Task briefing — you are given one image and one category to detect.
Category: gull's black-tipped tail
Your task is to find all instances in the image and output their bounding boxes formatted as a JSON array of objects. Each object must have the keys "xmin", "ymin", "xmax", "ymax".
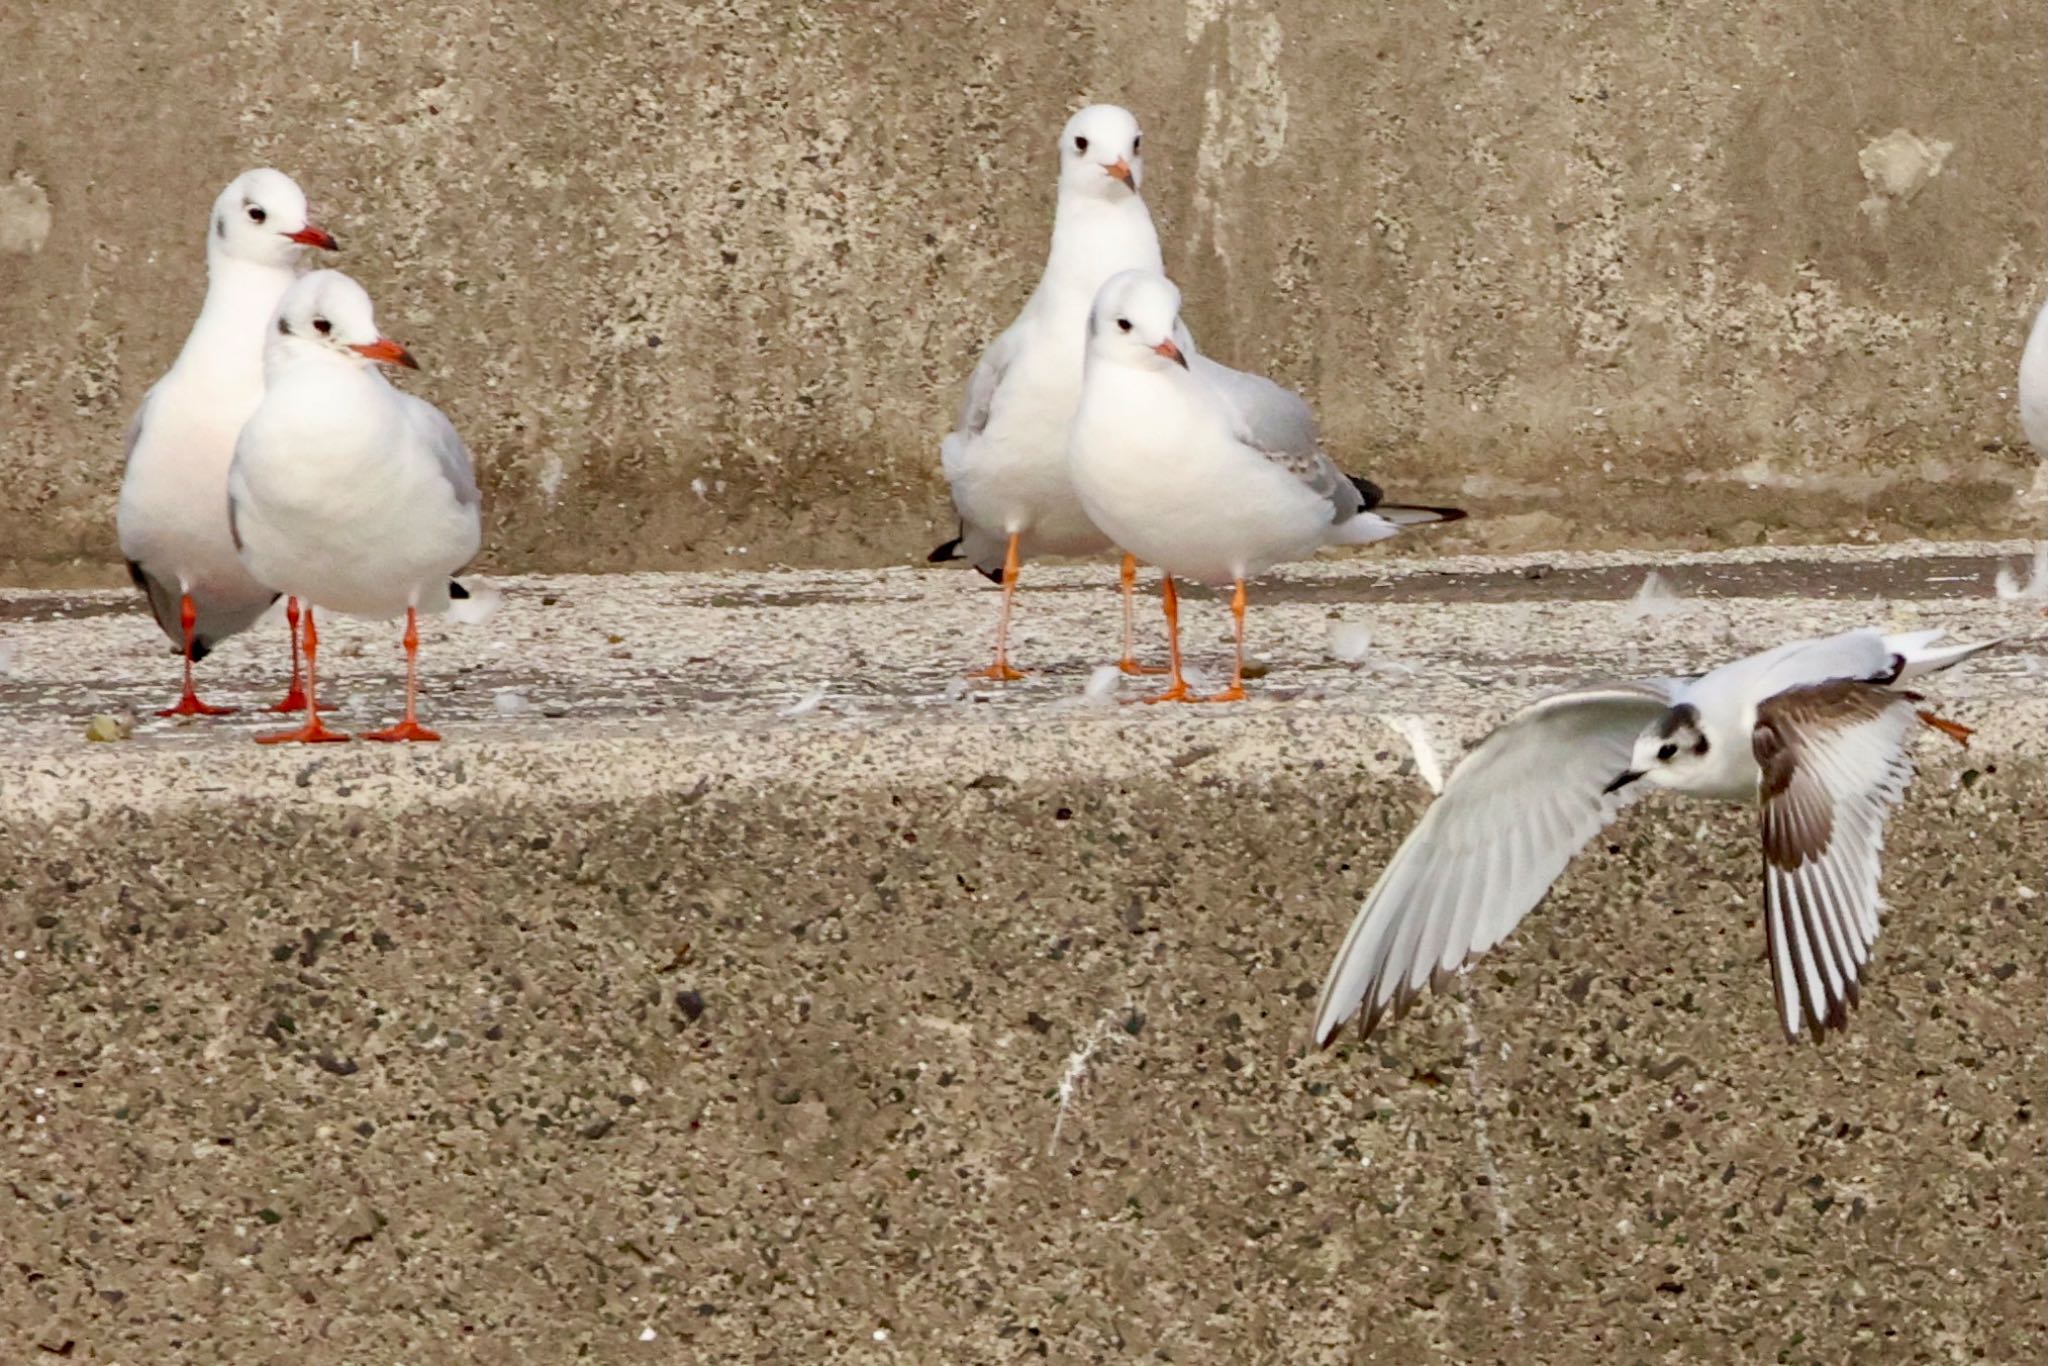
[
  {"xmin": 1376, "ymin": 503, "xmax": 1468, "ymax": 526},
  {"xmin": 928, "ymin": 526, "xmax": 1002, "ymax": 583},
  {"xmin": 1348, "ymin": 475, "xmax": 1467, "ymax": 526}
]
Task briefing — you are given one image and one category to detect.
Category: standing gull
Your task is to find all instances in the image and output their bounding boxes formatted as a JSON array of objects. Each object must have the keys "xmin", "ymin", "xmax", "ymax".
[
  {"xmin": 228, "ymin": 270, "xmax": 483, "ymax": 743},
  {"xmin": 1069, "ymin": 270, "xmax": 1463, "ymax": 702},
  {"xmin": 1310, "ymin": 629, "xmax": 1995, "ymax": 1046},
  {"xmin": 934, "ymin": 103, "xmax": 1166, "ymax": 679},
  {"xmin": 2019, "ymin": 293, "xmax": 2048, "ymax": 540},
  {"xmin": 115, "ymin": 168, "xmax": 337, "ymax": 716}
]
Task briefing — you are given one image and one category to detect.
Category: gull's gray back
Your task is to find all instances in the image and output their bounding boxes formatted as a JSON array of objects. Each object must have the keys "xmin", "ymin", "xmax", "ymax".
[
  {"xmin": 399, "ymin": 391, "xmax": 481, "ymax": 508},
  {"xmin": 1190, "ymin": 350, "xmax": 1363, "ymax": 523}
]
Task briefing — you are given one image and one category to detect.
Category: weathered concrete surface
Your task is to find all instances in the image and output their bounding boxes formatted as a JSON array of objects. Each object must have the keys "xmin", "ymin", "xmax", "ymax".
[
  {"xmin": 3, "ymin": 3, "xmax": 2045, "ymax": 586},
  {"xmin": 1, "ymin": 543, "xmax": 2044, "ymax": 1360}
]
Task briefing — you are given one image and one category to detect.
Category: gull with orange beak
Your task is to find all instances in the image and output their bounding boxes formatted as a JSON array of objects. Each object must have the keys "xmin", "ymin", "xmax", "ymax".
[
  {"xmin": 933, "ymin": 103, "xmax": 1169, "ymax": 679},
  {"xmin": 115, "ymin": 167, "xmax": 339, "ymax": 718},
  {"xmin": 1069, "ymin": 270, "xmax": 1464, "ymax": 702},
  {"xmin": 228, "ymin": 270, "xmax": 484, "ymax": 743}
]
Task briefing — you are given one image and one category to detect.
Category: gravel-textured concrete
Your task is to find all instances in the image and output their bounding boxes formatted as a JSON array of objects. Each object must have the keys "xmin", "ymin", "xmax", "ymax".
[
  {"xmin": 3, "ymin": 2, "xmax": 2044, "ymax": 584},
  {"xmin": 1, "ymin": 543, "xmax": 2043, "ymax": 1360}
]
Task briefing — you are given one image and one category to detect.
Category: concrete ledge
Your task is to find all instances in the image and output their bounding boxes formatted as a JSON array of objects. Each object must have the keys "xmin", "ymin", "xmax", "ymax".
[{"xmin": 2, "ymin": 543, "xmax": 2044, "ymax": 1360}]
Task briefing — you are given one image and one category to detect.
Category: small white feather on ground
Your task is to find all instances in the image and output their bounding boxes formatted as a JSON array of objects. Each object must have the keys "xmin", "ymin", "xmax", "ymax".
[
  {"xmin": 1623, "ymin": 569, "xmax": 1683, "ymax": 621},
  {"xmin": 1079, "ymin": 664, "xmax": 1123, "ymax": 705},
  {"xmin": 1993, "ymin": 544, "xmax": 2047, "ymax": 601},
  {"xmin": 1380, "ymin": 713, "xmax": 1446, "ymax": 794},
  {"xmin": 779, "ymin": 688, "xmax": 827, "ymax": 718},
  {"xmin": 1326, "ymin": 619, "xmax": 1373, "ymax": 663}
]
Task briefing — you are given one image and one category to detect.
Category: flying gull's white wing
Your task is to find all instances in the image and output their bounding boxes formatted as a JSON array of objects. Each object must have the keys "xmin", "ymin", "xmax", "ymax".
[{"xmin": 1313, "ymin": 679, "xmax": 1685, "ymax": 1045}]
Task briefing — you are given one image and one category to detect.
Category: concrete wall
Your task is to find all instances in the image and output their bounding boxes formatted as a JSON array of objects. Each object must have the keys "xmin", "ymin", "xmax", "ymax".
[
  {"xmin": 3, "ymin": 1, "xmax": 2043, "ymax": 583},
  {"xmin": 2, "ymin": 743, "xmax": 2041, "ymax": 1359}
]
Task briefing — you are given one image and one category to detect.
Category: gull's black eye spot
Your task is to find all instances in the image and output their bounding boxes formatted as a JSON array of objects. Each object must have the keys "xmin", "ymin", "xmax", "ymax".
[
  {"xmin": 1116, "ymin": 318, "xmax": 1132, "ymax": 333},
  {"xmin": 1656, "ymin": 743, "xmax": 1678, "ymax": 762},
  {"xmin": 312, "ymin": 317, "xmax": 332, "ymax": 336},
  {"xmin": 276, "ymin": 317, "xmax": 289, "ymax": 336},
  {"xmin": 247, "ymin": 205, "xmax": 267, "ymax": 224},
  {"xmin": 1074, "ymin": 136, "xmax": 1089, "ymax": 153}
]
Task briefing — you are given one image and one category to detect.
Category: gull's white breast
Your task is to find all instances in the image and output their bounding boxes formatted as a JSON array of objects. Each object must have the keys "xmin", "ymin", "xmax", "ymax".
[
  {"xmin": 1070, "ymin": 366, "xmax": 1335, "ymax": 585},
  {"xmin": 231, "ymin": 365, "xmax": 479, "ymax": 619}
]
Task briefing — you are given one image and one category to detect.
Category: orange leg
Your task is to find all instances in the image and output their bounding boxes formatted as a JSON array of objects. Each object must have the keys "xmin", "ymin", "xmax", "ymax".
[
  {"xmin": 157, "ymin": 593, "xmax": 237, "ymax": 718},
  {"xmin": 268, "ymin": 596, "xmax": 315, "ymax": 713},
  {"xmin": 364, "ymin": 608, "xmax": 441, "ymax": 742},
  {"xmin": 1204, "ymin": 580, "xmax": 1250, "ymax": 703},
  {"xmin": 1134, "ymin": 575, "xmax": 1194, "ymax": 704},
  {"xmin": 256, "ymin": 605, "xmax": 350, "ymax": 744},
  {"xmin": 969, "ymin": 532, "xmax": 1027, "ymax": 682},
  {"xmin": 1117, "ymin": 554, "xmax": 1168, "ymax": 675},
  {"xmin": 1915, "ymin": 709, "xmax": 1973, "ymax": 748}
]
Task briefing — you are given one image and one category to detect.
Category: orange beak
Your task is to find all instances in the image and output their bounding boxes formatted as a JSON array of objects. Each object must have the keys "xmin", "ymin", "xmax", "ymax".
[
  {"xmin": 1153, "ymin": 338, "xmax": 1187, "ymax": 369},
  {"xmin": 1105, "ymin": 158, "xmax": 1134, "ymax": 190},
  {"xmin": 351, "ymin": 337, "xmax": 420, "ymax": 370},
  {"xmin": 287, "ymin": 224, "xmax": 339, "ymax": 251}
]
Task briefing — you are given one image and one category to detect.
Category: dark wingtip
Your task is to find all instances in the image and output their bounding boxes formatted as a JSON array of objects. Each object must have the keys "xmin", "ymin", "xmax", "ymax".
[
  {"xmin": 1346, "ymin": 474, "xmax": 1468, "ymax": 526},
  {"xmin": 448, "ymin": 580, "xmax": 471, "ymax": 600},
  {"xmin": 188, "ymin": 636, "xmax": 213, "ymax": 665},
  {"xmin": 928, "ymin": 537, "xmax": 963, "ymax": 564},
  {"xmin": 1381, "ymin": 504, "xmax": 1469, "ymax": 524},
  {"xmin": 124, "ymin": 559, "xmax": 148, "ymax": 591}
]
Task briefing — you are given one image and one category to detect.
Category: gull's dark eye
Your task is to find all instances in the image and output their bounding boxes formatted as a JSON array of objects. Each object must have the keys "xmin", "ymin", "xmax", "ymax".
[
  {"xmin": 1116, "ymin": 318, "xmax": 1132, "ymax": 332},
  {"xmin": 1655, "ymin": 743, "xmax": 1677, "ymax": 761},
  {"xmin": 313, "ymin": 317, "xmax": 332, "ymax": 336},
  {"xmin": 1074, "ymin": 136, "xmax": 1089, "ymax": 153},
  {"xmin": 247, "ymin": 206, "xmax": 267, "ymax": 224},
  {"xmin": 1692, "ymin": 737, "xmax": 1710, "ymax": 756}
]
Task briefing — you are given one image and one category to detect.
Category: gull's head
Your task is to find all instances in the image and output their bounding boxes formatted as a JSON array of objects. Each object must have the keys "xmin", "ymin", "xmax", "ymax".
[
  {"xmin": 1058, "ymin": 104, "xmax": 1144, "ymax": 200},
  {"xmin": 1087, "ymin": 269, "xmax": 1187, "ymax": 371},
  {"xmin": 209, "ymin": 168, "xmax": 338, "ymax": 266},
  {"xmin": 269, "ymin": 269, "xmax": 418, "ymax": 372},
  {"xmin": 1607, "ymin": 703, "xmax": 1713, "ymax": 794}
]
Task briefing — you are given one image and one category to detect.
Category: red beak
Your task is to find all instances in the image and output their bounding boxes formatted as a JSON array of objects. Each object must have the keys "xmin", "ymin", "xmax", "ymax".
[
  {"xmin": 351, "ymin": 337, "xmax": 420, "ymax": 370},
  {"xmin": 1105, "ymin": 158, "xmax": 1135, "ymax": 190},
  {"xmin": 1153, "ymin": 338, "xmax": 1187, "ymax": 369},
  {"xmin": 287, "ymin": 224, "xmax": 339, "ymax": 251}
]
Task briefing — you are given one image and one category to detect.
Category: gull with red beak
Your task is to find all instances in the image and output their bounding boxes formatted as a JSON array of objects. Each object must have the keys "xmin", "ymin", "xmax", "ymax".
[
  {"xmin": 115, "ymin": 167, "xmax": 339, "ymax": 717},
  {"xmin": 228, "ymin": 270, "xmax": 484, "ymax": 743},
  {"xmin": 1069, "ymin": 269, "xmax": 1465, "ymax": 702},
  {"xmin": 932, "ymin": 103, "xmax": 1168, "ymax": 680}
]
